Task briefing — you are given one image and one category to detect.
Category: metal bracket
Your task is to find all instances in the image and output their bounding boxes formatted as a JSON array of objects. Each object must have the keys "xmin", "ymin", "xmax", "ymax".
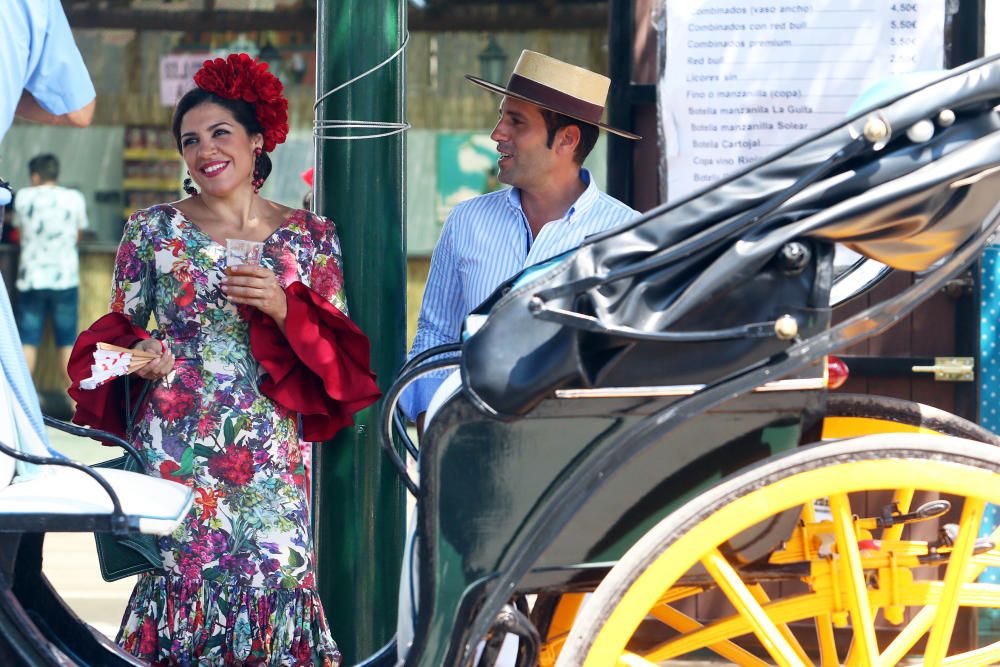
[{"xmin": 911, "ymin": 356, "xmax": 975, "ymax": 382}]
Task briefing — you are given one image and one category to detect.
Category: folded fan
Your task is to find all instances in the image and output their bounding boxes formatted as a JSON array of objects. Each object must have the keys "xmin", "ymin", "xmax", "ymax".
[{"xmin": 79, "ymin": 343, "xmax": 160, "ymax": 390}]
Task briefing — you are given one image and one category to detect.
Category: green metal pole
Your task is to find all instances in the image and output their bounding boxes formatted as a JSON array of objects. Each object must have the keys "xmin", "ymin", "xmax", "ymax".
[{"xmin": 314, "ymin": 1, "xmax": 406, "ymax": 663}]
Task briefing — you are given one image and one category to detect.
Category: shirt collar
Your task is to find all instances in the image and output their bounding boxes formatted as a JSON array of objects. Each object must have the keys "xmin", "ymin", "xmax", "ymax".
[{"xmin": 505, "ymin": 168, "xmax": 599, "ymax": 222}]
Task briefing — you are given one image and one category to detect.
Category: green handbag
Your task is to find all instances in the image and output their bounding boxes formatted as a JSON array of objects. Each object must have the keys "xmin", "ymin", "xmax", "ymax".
[
  {"xmin": 93, "ymin": 454, "xmax": 164, "ymax": 582},
  {"xmin": 92, "ymin": 375, "xmax": 164, "ymax": 582}
]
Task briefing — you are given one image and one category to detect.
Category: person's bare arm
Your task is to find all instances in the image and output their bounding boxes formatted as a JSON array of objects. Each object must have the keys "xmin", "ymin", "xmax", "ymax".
[{"xmin": 15, "ymin": 91, "xmax": 95, "ymax": 128}]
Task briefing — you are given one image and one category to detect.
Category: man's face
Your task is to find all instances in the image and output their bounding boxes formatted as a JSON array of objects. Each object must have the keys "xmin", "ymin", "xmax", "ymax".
[{"xmin": 489, "ymin": 97, "xmax": 558, "ymax": 191}]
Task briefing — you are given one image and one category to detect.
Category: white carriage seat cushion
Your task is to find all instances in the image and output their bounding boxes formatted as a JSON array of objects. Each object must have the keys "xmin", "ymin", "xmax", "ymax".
[
  {"xmin": 0, "ymin": 467, "xmax": 193, "ymax": 535},
  {"xmin": 0, "ymin": 361, "xmax": 192, "ymax": 535}
]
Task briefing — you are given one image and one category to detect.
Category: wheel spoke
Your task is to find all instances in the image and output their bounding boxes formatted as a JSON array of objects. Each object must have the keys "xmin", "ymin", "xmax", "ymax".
[
  {"xmin": 814, "ymin": 613, "xmax": 839, "ymax": 667},
  {"xmin": 924, "ymin": 497, "xmax": 987, "ymax": 666},
  {"xmin": 880, "ymin": 488, "xmax": 915, "ymax": 544},
  {"xmin": 615, "ymin": 652, "xmax": 658, "ymax": 667},
  {"xmin": 701, "ymin": 548, "xmax": 807, "ymax": 667},
  {"xmin": 941, "ymin": 639, "xmax": 1000, "ymax": 666},
  {"xmin": 829, "ymin": 493, "xmax": 879, "ymax": 665},
  {"xmin": 748, "ymin": 584, "xmax": 815, "ymax": 667},
  {"xmin": 648, "ymin": 604, "xmax": 771, "ymax": 667},
  {"xmin": 881, "ymin": 604, "xmax": 937, "ymax": 666}
]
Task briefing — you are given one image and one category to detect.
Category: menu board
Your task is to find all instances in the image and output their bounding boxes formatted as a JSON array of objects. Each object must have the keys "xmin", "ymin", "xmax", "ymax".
[{"xmin": 660, "ymin": 1, "xmax": 945, "ymax": 201}]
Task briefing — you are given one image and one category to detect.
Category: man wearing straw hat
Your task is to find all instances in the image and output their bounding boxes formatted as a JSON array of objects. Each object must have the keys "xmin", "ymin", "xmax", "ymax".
[
  {"xmin": 400, "ymin": 50, "xmax": 642, "ymax": 431},
  {"xmin": 396, "ymin": 51, "xmax": 641, "ymax": 663}
]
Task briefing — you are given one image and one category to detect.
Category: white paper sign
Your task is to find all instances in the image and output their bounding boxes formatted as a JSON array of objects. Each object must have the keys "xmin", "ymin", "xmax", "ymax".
[
  {"xmin": 660, "ymin": 0, "xmax": 945, "ymax": 202},
  {"xmin": 159, "ymin": 54, "xmax": 211, "ymax": 107}
]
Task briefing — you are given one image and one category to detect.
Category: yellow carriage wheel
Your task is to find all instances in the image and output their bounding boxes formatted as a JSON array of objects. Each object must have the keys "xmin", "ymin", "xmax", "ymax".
[
  {"xmin": 822, "ymin": 394, "xmax": 1000, "ymax": 445},
  {"xmin": 536, "ymin": 395, "xmax": 999, "ymax": 665},
  {"xmin": 555, "ymin": 435, "xmax": 1000, "ymax": 667}
]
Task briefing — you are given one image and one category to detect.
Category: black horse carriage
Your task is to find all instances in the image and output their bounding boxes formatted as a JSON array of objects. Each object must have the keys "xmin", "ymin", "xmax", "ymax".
[{"xmin": 4, "ymin": 54, "xmax": 1000, "ymax": 666}]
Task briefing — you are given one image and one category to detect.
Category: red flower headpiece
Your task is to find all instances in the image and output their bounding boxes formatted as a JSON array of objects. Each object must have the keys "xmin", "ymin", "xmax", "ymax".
[{"xmin": 193, "ymin": 53, "xmax": 289, "ymax": 153}]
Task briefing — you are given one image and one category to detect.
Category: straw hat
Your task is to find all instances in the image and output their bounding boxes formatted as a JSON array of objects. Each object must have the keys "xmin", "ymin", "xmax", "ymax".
[{"xmin": 466, "ymin": 50, "xmax": 641, "ymax": 140}]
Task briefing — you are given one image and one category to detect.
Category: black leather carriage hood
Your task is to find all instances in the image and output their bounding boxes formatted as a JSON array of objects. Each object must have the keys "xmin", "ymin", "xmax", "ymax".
[{"xmin": 459, "ymin": 53, "xmax": 1000, "ymax": 418}]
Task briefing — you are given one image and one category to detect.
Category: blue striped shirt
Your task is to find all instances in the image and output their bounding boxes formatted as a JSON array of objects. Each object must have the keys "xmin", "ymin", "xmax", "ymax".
[{"xmin": 401, "ymin": 168, "xmax": 638, "ymax": 419}]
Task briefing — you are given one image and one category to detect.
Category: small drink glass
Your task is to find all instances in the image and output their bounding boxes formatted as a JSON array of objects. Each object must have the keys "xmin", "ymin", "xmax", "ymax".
[{"xmin": 225, "ymin": 238, "xmax": 264, "ymax": 270}]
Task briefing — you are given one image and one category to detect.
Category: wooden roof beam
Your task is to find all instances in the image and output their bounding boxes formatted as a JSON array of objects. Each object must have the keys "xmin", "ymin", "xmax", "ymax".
[{"xmin": 64, "ymin": 3, "xmax": 607, "ymax": 32}]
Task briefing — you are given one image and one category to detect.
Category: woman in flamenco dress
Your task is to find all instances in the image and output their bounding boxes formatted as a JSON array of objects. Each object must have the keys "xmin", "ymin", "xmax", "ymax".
[{"xmin": 68, "ymin": 53, "xmax": 380, "ymax": 666}]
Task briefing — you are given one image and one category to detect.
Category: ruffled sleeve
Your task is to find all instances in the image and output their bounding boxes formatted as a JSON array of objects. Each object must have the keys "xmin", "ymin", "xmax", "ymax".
[
  {"xmin": 68, "ymin": 211, "xmax": 156, "ymax": 439},
  {"xmin": 67, "ymin": 313, "xmax": 151, "ymax": 438},
  {"xmin": 249, "ymin": 212, "xmax": 380, "ymax": 441},
  {"xmin": 250, "ymin": 283, "xmax": 380, "ymax": 441}
]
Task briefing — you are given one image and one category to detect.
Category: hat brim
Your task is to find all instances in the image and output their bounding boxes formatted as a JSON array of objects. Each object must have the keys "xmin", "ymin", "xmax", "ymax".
[{"xmin": 465, "ymin": 74, "xmax": 642, "ymax": 141}]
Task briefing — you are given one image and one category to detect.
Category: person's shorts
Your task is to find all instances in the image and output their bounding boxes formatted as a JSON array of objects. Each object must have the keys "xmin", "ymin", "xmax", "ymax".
[{"xmin": 15, "ymin": 287, "xmax": 79, "ymax": 347}]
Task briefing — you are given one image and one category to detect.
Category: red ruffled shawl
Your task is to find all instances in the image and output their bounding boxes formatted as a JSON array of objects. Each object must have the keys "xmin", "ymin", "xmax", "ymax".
[{"xmin": 69, "ymin": 282, "xmax": 380, "ymax": 442}]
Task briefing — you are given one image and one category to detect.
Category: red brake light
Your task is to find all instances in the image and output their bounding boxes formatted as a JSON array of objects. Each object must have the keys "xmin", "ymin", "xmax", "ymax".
[{"xmin": 827, "ymin": 355, "xmax": 849, "ymax": 390}]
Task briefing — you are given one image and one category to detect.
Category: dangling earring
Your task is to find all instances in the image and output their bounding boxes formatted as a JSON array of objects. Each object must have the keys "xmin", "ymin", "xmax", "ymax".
[
  {"xmin": 183, "ymin": 172, "xmax": 198, "ymax": 196},
  {"xmin": 251, "ymin": 147, "xmax": 264, "ymax": 193}
]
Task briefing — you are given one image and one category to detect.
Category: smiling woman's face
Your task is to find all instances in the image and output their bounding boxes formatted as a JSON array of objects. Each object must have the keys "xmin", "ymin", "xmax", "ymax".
[{"xmin": 179, "ymin": 102, "xmax": 263, "ymax": 198}]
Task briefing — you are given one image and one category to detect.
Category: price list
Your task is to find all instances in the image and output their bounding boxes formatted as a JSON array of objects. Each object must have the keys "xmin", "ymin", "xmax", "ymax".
[{"xmin": 660, "ymin": 0, "xmax": 944, "ymax": 202}]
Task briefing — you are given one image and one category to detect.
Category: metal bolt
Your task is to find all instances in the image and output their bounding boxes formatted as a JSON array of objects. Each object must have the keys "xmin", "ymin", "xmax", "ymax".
[
  {"xmin": 863, "ymin": 116, "xmax": 890, "ymax": 143},
  {"xmin": 774, "ymin": 314, "xmax": 799, "ymax": 341},
  {"xmin": 906, "ymin": 119, "xmax": 934, "ymax": 143}
]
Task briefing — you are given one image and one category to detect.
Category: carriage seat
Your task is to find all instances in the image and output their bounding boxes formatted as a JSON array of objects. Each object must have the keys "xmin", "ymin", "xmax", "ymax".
[{"xmin": 0, "ymin": 375, "xmax": 192, "ymax": 537}]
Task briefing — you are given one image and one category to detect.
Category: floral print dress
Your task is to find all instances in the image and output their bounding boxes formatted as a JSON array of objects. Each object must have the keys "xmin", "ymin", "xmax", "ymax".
[{"xmin": 111, "ymin": 204, "xmax": 345, "ymax": 666}]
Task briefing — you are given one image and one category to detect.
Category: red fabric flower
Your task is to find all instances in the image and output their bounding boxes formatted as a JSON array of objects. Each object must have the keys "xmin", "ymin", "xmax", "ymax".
[
  {"xmin": 175, "ymin": 281, "xmax": 195, "ymax": 307},
  {"xmin": 193, "ymin": 53, "xmax": 289, "ymax": 152},
  {"xmin": 152, "ymin": 384, "xmax": 196, "ymax": 422},
  {"xmin": 159, "ymin": 460, "xmax": 181, "ymax": 479},
  {"xmin": 207, "ymin": 447, "xmax": 254, "ymax": 486},
  {"xmin": 294, "ymin": 634, "xmax": 314, "ymax": 665},
  {"xmin": 138, "ymin": 616, "xmax": 158, "ymax": 658},
  {"xmin": 310, "ymin": 261, "xmax": 344, "ymax": 300}
]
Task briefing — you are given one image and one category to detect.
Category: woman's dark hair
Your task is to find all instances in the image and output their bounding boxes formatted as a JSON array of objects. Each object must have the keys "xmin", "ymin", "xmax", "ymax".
[{"xmin": 171, "ymin": 88, "xmax": 273, "ymax": 188}]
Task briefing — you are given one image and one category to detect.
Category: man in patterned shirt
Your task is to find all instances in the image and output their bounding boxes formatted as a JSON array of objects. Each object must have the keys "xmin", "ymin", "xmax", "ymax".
[
  {"xmin": 400, "ymin": 50, "xmax": 642, "ymax": 432},
  {"xmin": 13, "ymin": 153, "xmax": 88, "ymax": 384}
]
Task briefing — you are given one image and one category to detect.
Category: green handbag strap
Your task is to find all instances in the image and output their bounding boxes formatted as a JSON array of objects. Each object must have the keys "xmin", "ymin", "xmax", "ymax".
[{"xmin": 123, "ymin": 372, "xmax": 151, "ymax": 440}]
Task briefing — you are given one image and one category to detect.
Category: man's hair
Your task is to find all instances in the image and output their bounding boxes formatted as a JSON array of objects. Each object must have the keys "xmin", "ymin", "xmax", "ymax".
[
  {"xmin": 539, "ymin": 110, "xmax": 599, "ymax": 165},
  {"xmin": 28, "ymin": 154, "xmax": 59, "ymax": 182}
]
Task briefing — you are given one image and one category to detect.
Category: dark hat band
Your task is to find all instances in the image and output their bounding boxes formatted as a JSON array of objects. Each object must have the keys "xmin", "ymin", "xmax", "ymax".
[{"xmin": 506, "ymin": 74, "xmax": 604, "ymax": 124}]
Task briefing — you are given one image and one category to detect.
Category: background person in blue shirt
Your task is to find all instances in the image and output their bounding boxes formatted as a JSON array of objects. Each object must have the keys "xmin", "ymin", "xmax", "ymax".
[
  {"xmin": 1, "ymin": 0, "xmax": 96, "ymax": 138},
  {"xmin": 0, "ymin": 0, "xmax": 96, "ymax": 442},
  {"xmin": 401, "ymin": 50, "xmax": 642, "ymax": 431}
]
